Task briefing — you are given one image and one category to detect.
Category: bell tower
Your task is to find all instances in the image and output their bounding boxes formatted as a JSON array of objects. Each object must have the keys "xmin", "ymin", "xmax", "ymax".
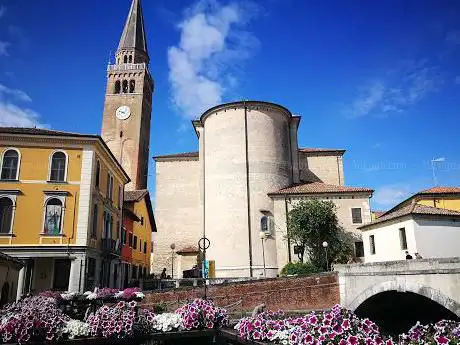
[{"xmin": 101, "ymin": 0, "xmax": 153, "ymax": 191}]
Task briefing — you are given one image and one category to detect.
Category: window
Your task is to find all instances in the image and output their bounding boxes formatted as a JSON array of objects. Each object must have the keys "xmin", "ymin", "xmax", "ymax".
[
  {"xmin": 49, "ymin": 151, "xmax": 67, "ymax": 182},
  {"xmin": 103, "ymin": 211, "xmax": 113, "ymax": 239},
  {"xmin": 133, "ymin": 235, "xmax": 138, "ymax": 249},
  {"xmin": 95, "ymin": 161, "xmax": 101, "ymax": 188},
  {"xmin": 143, "ymin": 241, "xmax": 147, "ymax": 254},
  {"xmin": 116, "ymin": 221, "xmax": 120, "ymax": 240},
  {"xmin": 128, "ymin": 55, "xmax": 133, "ymax": 63},
  {"xmin": 91, "ymin": 204, "xmax": 98, "ymax": 239},
  {"xmin": 369, "ymin": 235, "xmax": 376, "ymax": 255},
  {"xmin": 1, "ymin": 149, "xmax": 19, "ymax": 180},
  {"xmin": 122, "ymin": 80, "xmax": 128, "ymax": 93},
  {"xmin": 139, "ymin": 239, "xmax": 142, "ymax": 252},
  {"xmin": 86, "ymin": 258, "xmax": 96, "ymax": 291},
  {"xmin": 123, "ymin": 55, "xmax": 128, "ymax": 63},
  {"xmin": 140, "ymin": 216, "xmax": 144, "ymax": 226},
  {"xmin": 107, "ymin": 174, "xmax": 113, "ymax": 200},
  {"xmin": 128, "ymin": 233, "xmax": 133, "ymax": 247},
  {"xmin": 355, "ymin": 241, "xmax": 364, "ymax": 257},
  {"xmin": 351, "ymin": 208, "xmax": 363, "ymax": 224},
  {"xmin": 44, "ymin": 198, "xmax": 63, "ymax": 235},
  {"xmin": 129, "ymin": 80, "xmax": 135, "ymax": 93},
  {"xmin": 122, "ymin": 228, "xmax": 127, "ymax": 245},
  {"xmin": 114, "ymin": 80, "xmax": 121, "ymax": 94},
  {"xmin": 399, "ymin": 227, "xmax": 408, "ymax": 250},
  {"xmin": 0, "ymin": 198, "xmax": 13, "ymax": 234}
]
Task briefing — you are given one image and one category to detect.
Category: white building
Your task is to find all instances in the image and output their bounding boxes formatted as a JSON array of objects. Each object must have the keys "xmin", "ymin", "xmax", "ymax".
[
  {"xmin": 153, "ymin": 101, "xmax": 373, "ymax": 278},
  {"xmin": 359, "ymin": 202, "xmax": 460, "ymax": 263}
]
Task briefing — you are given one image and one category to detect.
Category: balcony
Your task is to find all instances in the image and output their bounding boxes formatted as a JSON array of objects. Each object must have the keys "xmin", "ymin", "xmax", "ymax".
[{"xmin": 101, "ymin": 238, "xmax": 121, "ymax": 257}]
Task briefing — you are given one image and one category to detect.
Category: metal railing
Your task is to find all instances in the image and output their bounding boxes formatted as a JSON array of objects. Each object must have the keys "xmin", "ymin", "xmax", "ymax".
[{"xmin": 107, "ymin": 63, "xmax": 148, "ymax": 72}]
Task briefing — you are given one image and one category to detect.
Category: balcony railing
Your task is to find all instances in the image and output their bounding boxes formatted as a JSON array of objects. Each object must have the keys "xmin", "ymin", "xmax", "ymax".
[
  {"xmin": 101, "ymin": 238, "xmax": 121, "ymax": 256},
  {"xmin": 107, "ymin": 63, "xmax": 148, "ymax": 72}
]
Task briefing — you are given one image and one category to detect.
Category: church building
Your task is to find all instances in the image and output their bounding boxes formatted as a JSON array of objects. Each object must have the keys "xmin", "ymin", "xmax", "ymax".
[{"xmin": 153, "ymin": 101, "xmax": 374, "ymax": 278}]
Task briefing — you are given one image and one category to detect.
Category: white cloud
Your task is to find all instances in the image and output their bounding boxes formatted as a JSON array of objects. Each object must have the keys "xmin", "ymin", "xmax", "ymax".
[
  {"xmin": 0, "ymin": 84, "xmax": 32, "ymax": 102},
  {"xmin": 168, "ymin": 0, "xmax": 259, "ymax": 119},
  {"xmin": 373, "ymin": 184, "xmax": 411, "ymax": 207},
  {"xmin": 346, "ymin": 60, "xmax": 444, "ymax": 118},
  {"xmin": 0, "ymin": 84, "xmax": 46, "ymax": 128}
]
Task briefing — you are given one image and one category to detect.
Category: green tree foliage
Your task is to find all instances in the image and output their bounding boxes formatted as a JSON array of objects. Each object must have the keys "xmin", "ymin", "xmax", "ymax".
[
  {"xmin": 287, "ymin": 199, "xmax": 355, "ymax": 270},
  {"xmin": 280, "ymin": 262, "xmax": 321, "ymax": 276}
]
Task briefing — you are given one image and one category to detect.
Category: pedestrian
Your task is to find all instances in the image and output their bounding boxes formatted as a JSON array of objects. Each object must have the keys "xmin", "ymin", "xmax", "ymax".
[
  {"xmin": 160, "ymin": 267, "xmax": 167, "ymax": 279},
  {"xmin": 405, "ymin": 251, "xmax": 413, "ymax": 259},
  {"xmin": 415, "ymin": 252, "xmax": 423, "ymax": 259}
]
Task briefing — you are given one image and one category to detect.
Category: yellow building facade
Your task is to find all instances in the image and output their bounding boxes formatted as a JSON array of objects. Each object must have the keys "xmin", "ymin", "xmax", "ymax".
[{"xmin": 0, "ymin": 128, "xmax": 130, "ymax": 296}]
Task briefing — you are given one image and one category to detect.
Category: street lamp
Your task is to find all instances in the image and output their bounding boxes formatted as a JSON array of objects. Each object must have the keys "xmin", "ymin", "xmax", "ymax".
[
  {"xmin": 431, "ymin": 157, "xmax": 445, "ymax": 186},
  {"xmin": 259, "ymin": 231, "xmax": 267, "ymax": 277},
  {"xmin": 170, "ymin": 243, "xmax": 176, "ymax": 278},
  {"xmin": 322, "ymin": 241, "xmax": 329, "ymax": 271}
]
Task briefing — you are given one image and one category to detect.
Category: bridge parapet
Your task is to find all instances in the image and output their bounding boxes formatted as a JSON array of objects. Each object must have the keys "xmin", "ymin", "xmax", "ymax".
[
  {"xmin": 334, "ymin": 257, "xmax": 460, "ymax": 276},
  {"xmin": 334, "ymin": 257, "xmax": 460, "ymax": 316}
]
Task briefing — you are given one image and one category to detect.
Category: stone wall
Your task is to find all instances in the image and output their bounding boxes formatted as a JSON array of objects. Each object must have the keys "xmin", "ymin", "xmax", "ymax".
[{"xmin": 142, "ymin": 273, "xmax": 339, "ymax": 312}]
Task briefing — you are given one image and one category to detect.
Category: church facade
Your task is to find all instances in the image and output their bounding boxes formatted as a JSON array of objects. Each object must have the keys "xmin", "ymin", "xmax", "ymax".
[{"xmin": 153, "ymin": 101, "xmax": 373, "ymax": 278}]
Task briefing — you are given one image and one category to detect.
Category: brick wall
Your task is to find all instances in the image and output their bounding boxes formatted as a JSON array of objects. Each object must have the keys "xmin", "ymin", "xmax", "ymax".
[{"xmin": 142, "ymin": 273, "xmax": 339, "ymax": 313}]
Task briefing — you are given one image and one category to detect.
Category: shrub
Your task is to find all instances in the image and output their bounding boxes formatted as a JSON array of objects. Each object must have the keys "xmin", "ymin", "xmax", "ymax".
[{"xmin": 280, "ymin": 262, "xmax": 321, "ymax": 276}]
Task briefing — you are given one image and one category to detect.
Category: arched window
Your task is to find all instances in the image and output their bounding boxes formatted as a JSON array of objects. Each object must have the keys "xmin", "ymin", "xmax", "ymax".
[
  {"xmin": 128, "ymin": 55, "xmax": 133, "ymax": 63},
  {"xmin": 114, "ymin": 80, "xmax": 121, "ymax": 94},
  {"xmin": 1, "ymin": 149, "xmax": 19, "ymax": 180},
  {"xmin": 129, "ymin": 80, "xmax": 135, "ymax": 93},
  {"xmin": 0, "ymin": 198, "xmax": 13, "ymax": 234},
  {"xmin": 122, "ymin": 80, "xmax": 128, "ymax": 93},
  {"xmin": 49, "ymin": 151, "xmax": 67, "ymax": 182},
  {"xmin": 123, "ymin": 55, "xmax": 128, "ymax": 64},
  {"xmin": 44, "ymin": 198, "xmax": 63, "ymax": 235}
]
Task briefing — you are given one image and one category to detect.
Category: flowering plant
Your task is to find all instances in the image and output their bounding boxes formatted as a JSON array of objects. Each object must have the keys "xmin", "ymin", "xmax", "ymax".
[
  {"xmin": 87, "ymin": 300, "xmax": 138, "ymax": 338},
  {"xmin": 115, "ymin": 287, "xmax": 145, "ymax": 301},
  {"xmin": 38, "ymin": 290, "xmax": 63, "ymax": 300},
  {"xmin": 62, "ymin": 320, "xmax": 90, "ymax": 339},
  {"xmin": 399, "ymin": 319, "xmax": 460, "ymax": 345},
  {"xmin": 235, "ymin": 304, "xmax": 393, "ymax": 345},
  {"xmin": 0, "ymin": 296, "xmax": 70, "ymax": 344},
  {"xmin": 176, "ymin": 298, "xmax": 229, "ymax": 330},
  {"xmin": 150, "ymin": 313, "xmax": 184, "ymax": 332}
]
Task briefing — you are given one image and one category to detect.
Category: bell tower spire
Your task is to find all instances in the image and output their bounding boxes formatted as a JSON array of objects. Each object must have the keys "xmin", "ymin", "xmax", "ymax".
[
  {"xmin": 101, "ymin": 0, "xmax": 154, "ymax": 191},
  {"xmin": 117, "ymin": 0, "xmax": 149, "ymax": 64}
]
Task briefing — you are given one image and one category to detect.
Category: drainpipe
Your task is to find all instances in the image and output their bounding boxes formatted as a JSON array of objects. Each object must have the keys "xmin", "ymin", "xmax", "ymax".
[
  {"xmin": 244, "ymin": 102, "xmax": 253, "ymax": 277},
  {"xmin": 284, "ymin": 195, "xmax": 291, "ymax": 263}
]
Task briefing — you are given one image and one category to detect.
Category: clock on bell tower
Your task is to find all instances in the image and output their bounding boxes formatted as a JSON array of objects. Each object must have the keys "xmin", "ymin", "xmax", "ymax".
[{"xmin": 101, "ymin": 0, "xmax": 153, "ymax": 191}]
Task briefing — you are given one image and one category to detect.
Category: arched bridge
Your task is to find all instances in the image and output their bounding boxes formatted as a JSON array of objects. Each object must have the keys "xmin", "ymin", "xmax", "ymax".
[{"xmin": 334, "ymin": 258, "xmax": 460, "ymax": 333}]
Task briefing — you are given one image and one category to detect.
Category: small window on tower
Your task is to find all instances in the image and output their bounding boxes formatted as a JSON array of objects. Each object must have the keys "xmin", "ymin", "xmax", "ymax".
[
  {"xmin": 124, "ymin": 55, "xmax": 128, "ymax": 64},
  {"xmin": 129, "ymin": 80, "xmax": 135, "ymax": 93},
  {"xmin": 122, "ymin": 80, "xmax": 128, "ymax": 93},
  {"xmin": 128, "ymin": 55, "xmax": 133, "ymax": 63},
  {"xmin": 114, "ymin": 80, "xmax": 121, "ymax": 94}
]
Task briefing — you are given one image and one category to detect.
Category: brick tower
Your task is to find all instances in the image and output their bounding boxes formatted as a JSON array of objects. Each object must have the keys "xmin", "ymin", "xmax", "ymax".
[{"xmin": 101, "ymin": 0, "xmax": 153, "ymax": 190}]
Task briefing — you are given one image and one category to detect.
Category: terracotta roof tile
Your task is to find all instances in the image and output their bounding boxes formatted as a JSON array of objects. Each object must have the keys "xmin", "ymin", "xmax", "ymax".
[
  {"xmin": 299, "ymin": 147, "xmax": 346, "ymax": 154},
  {"xmin": 269, "ymin": 182, "xmax": 373, "ymax": 196},
  {"xmin": 418, "ymin": 186, "xmax": 460, "ymax": 194},
  {"xmin": 0, "ymin": 127, "xmax": 94, "ymax": 137},
  {"xmin": 124, "ymin": 189, "xmax": 148, "ymax": 202},
  {"xmin": 154, "ymin": 151, "xmax": 199, "ymax": 159},
  {"xmin": 372, "ymin": 211, "xmax": 386, "ymax": 218},
  {"xmin": 359, "ymin": 203, "xmax": 460, "ymax": 229}
]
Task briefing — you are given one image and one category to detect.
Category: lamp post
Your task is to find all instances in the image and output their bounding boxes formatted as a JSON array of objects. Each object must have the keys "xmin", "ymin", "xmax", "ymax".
[
  {"xmin": 259, "ymin": 231, "xmax": 267, "ymax": 277},
  {"xmin": 322, "ymin": 241, "xmax": 329, "ymax": 271},
  {"xmin": 431, "ymin": 157, "xmax": 445, "ymax": 186},
  {"xmin": 170, "ymin": 243, "xmax": 175, "ymax": 278}
]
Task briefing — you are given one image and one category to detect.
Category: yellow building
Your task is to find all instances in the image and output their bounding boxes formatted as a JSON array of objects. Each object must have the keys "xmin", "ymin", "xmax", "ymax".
[
  {"xmin": 123, "ymin": 190, "xmax": 155, "ymax": 283},
  {"xmin": 380, "ymin": 186, "xmax": 460, "ymax": 217},
  {"xmin": 0, "ymin": 128, "xmax": 130, "ymax": 296}
]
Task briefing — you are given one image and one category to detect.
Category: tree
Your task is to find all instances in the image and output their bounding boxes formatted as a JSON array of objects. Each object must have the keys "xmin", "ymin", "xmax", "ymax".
[{"xmin": 286, "ymin": 199, "xmax": 355, "ymax": 270}]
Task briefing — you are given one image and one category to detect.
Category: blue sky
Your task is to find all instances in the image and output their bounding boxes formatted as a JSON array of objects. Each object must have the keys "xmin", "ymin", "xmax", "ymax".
[{"xmin": 0, "ymin": 0, "xmax": 459, "ymax": 210}]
